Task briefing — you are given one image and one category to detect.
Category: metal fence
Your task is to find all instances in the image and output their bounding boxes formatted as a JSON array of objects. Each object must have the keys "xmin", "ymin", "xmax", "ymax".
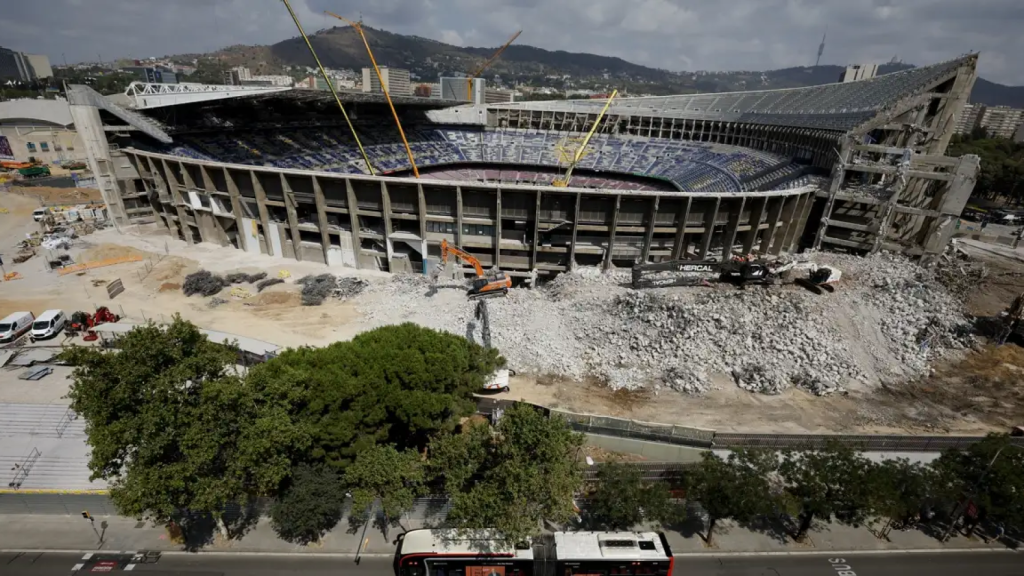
[{"xmin": 474, "ymin": 397, "xmax": 1023, "ymax": 453}]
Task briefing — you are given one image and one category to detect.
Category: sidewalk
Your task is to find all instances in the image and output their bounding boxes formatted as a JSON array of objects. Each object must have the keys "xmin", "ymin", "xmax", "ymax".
[{"xmin": 0, "ymin": 514, "xmax": 1013, "ymax": 555}]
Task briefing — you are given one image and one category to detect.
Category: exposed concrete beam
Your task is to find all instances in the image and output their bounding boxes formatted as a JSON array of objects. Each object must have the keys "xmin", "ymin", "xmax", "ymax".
[
  {"xmin": 250, "ymin": 171, "xmax": 273, "ymax": 256},
  {"xmin": 312, "ymin": 176, "xmax": 332, "ymax": 264},
  {"xmin": 742, "ymin": 196, "xmax": 767, "ymax": 254},
  {"xmin": 223, "ymin": 167, "xmax": 248, "ymax": 252},
  {"xmin": 721, "ymin": 197, "xmax": 745, "ymax": 259},
  {"xmin": 531, "ymin": 190, "xmax": 542, "ymax": 270},
  {"xmin": 697, "ymin": 197, "xmax": 720, "ymax": 259},
  {"xmin": 344, "ymin": 179, "xmax": 361, "ymax": 268},
  {"xmin": 569, "ymin": 192, "xmax": 581, "ymax": 269},
  {"xmin": 759, "ymin": 196, "xmax": 784, "ymax": 254},
  {"xmin": 604, "ymin": 195, "xmax": 621, "ymax": 270},
  {"xmin": 640, "ymin": 196, "xmax": 659, "ymax": 264},
  {"xmin": 280, "ymin": 173, "xmax": 303, "ymax": 262},
  {"xmin": 672, "ymin": 197, "xmax": 692, "ymax": 260}
]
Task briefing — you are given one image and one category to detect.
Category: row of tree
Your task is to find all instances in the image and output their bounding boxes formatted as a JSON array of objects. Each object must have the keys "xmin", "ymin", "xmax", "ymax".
[
  {"xmin": 952, "ymin": 131, "xmax": 1024, "ymax": 205},
  {"xmin": 62, "ymin": 318, "xmax": 1024, "ymax": 545},
  {"xmin": 589, "ymin": 436, "xmax": 1024, "ymax": 544}
]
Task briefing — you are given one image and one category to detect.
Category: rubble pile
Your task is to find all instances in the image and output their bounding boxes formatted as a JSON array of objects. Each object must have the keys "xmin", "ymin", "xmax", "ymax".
[
  {"xmin": 334, "ymin": 277, "xmax": 368, "ymax": 300},
  {"xmin": 182, "ymin": 270, "xmax": 227, "ymax": 297},
  {"xmin": 357, "ymin": 253, "xmax": 975, "ymax": 397},
  {"xmin": 297, "ymin": 273, "xmax": 337, "ymax": 306}
]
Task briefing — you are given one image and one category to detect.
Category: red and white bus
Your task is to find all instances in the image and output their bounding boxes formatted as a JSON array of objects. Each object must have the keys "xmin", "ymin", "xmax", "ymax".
[{"xmin": 394, "ymin": 530, "xmax": 674, "ymax": 576}]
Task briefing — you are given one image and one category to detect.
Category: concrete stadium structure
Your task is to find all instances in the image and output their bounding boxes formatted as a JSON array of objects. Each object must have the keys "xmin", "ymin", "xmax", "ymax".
[{"xmin": 64, "ymin": 55, "xmax": 980, "ymax": 275}]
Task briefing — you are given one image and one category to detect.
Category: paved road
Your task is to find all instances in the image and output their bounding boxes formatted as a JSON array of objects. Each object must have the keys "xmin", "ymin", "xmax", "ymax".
[{"xmin": 0, "ymin": 551, "xmax": 1019, "ymax": 575}]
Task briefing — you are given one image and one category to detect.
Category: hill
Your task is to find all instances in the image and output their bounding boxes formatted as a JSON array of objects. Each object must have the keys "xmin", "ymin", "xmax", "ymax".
[{"xmin": 197, "ymin": 26, "xmax": 1024, "ymax": 106}]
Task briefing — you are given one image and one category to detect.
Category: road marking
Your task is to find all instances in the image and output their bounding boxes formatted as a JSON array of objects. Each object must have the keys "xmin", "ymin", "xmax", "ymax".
[
  {"xmin": 71, "ymin": 564, "xmax": 84, "ymax": 571},
  {"xmin": 82, "ymin": 553, "xmax": 93, "ymax": 559},
  {"xmin": 829, "ymin": 557, "xmax": 856, "ymax": 576},
  {"xmin": 124, "ymin": 564, "xmax": 136, "ymax": 571}
]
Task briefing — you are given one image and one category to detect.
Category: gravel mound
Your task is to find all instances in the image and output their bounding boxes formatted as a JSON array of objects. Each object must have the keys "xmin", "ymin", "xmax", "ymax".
[
  {"xmin": 357, "ymin": 253, "xmax": 975, "ymax": 396},
  {"xmin": 297, "ymin": 274, "xmax": 370, "ymax": 306}
]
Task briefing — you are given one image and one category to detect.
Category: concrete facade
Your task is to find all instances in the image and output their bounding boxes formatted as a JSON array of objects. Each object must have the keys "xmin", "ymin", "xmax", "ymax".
[
  {"xmin": 122, "ymin": 149, "xmax": 817, "ymax": 276},
  {"xmin": 362, "ymin": 67, "xmax": 412, "ymax": 97}
]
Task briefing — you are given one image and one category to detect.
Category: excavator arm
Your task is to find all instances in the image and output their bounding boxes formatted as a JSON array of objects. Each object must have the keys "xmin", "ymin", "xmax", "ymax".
[{"xmin": 440, "ymin": 239, "xmax": 485, "ymax": 277}]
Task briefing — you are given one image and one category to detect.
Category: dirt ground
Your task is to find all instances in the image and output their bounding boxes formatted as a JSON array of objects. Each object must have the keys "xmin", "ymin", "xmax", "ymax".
[
  {"xmin": 6, "ymin": 186, "xmax": 103, "ymax": 205},
  {"xmin": 4, "ymin": 188, "xmax": 1024, "ymax": 435}
]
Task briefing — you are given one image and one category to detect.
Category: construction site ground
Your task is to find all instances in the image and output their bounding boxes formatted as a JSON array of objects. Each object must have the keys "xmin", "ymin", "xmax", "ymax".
[{"xmin": 3, "ymin": 190, "xmax": 1024, "ymax": 436}]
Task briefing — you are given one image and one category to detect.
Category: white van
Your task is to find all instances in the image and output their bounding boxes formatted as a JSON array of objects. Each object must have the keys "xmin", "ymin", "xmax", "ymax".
[
  {"xmin": 0, "ymin": 311, "xmax": 34, "ymax": 342},
  {"xmin": 30, "ymin": 309, "xmax": 66, "ymax": 341},
  {"xmin": 32, "ymin": 208, "xmax": 50, "ymax": 222}
]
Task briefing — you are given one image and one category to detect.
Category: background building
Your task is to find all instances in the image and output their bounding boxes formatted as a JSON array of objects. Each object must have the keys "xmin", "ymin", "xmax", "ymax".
[
  {"xmin": 122, "ymin": 66, "xmax": 178, "ymax": 84},
  {"xmin": 955, "ymin": 103, "xmax": 1024, "ymax": 138},
  {"xmin": 0, "ymin": 99, "xmax": 86, "ymax": 166},
  {"xmin": 439, "ymin": 77, "xmax": 483, "ymax": 103},
  {"xmin": 0, "ymin": 46, "xmax": 51, "ymax": 80},
  {"xmin": 841, "ymin": 64, "xmax": 878, "ymax": 83},
  {"xmin": 362, "ymin": 67, "xmax": 412, "ymax": 97}
]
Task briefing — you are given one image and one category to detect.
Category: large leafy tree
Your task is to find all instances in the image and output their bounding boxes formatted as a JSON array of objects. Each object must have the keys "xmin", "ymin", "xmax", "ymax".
[
  {"xmin": 779, "ymin": 441, "xmax": 876, "ymax": 541},
  {"xmin": 586, "ymin": 462, "xmax": 679, "ymax": 530},
  {"xmin": 61, "ymin": 318, "xmax": 290, "ymax": 533},
  {"xmin": 950, "ymin": 134, "xmax": 1024, "ymax": 203},
  {"xmin": 430, "ymin": 403, "xmax": 584, "ymax": 543},
  {"xmin": 269, "ymin": 463, "xmax": 348, "ymax": 544},
  {"xmin": 245, "ymin": 322, "xmax": 503, "ymax": 470},
  {"xmin": 867, "ymin": 458, "xmax": 935, "ymax": 539},
  {"xmin": 686, "ymin": 449, "xmax": 778, "ymax": 544},
  {"xmin": 932, "ymin": 434, "xmax": 1024, "ymax": 536},
  {"xmin": 345, "ymin": 445, "xmax": 425, "ymax": 527}
]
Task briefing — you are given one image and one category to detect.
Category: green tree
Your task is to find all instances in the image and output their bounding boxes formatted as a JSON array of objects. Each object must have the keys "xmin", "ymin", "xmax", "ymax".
[
  {"xmin": 61, "ymin": 318, "xmax": 289, "ymax": 535},
  {"xmin": 586, "ymin": 462, "xmax": 678, "ymax": 530},
  {"xmin": 779, "ymin": 441, "xmax": 875, "ymax": 541},
  {"xmin": 686, "ymin": 449, "xmax": 778, "ymax": 544},
  {"xmin": 431, "ymin": 404, "xmax": 584, "ymax": 543},
  {"xmin": 932, "ymin": 434, "xmax": 1024, "ymax": 537},
  {"xmin": 269, "ymin": 462, "xmax": 347, "ymax": 544},
  {"xmin": 345, "ymin": 445, "xmax": 424, "ymax": 527},
  {"xmin": 867, "ymin": 458, "xmax": 934, "ymax": 539},
  {"xmin": 245, "ymin": 323, "xmax": 503, "ymax": 470}
]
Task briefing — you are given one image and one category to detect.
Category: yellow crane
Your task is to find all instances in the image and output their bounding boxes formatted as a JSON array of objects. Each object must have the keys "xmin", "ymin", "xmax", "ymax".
[
  {"xmin": 552, "ymin": 90, "xmax": 618, "ymax": 187},
  {"xmin": 325, "ymin": 11, "xmax": 420, "ymax": 178},
  {"xmin": 466, "ymin": 30, "xmax": 522, "ymax": 102},
  {"xmin": 279, "ymin": 0, "xmax": 375, "ymax": 175}
]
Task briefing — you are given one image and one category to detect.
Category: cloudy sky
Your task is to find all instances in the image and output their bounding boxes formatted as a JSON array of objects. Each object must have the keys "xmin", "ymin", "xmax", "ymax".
[{"xmin": 2, "ymin": 0, "xmax": 1022, "ymax": 85}]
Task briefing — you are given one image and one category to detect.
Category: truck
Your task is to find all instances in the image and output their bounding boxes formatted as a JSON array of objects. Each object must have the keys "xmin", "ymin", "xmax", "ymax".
[{"xmin": 18, "ymin": 165, "xmax": 51, "ymax": 178}]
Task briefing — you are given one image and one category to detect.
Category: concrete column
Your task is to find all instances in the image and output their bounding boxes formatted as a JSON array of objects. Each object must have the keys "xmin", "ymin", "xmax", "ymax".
[
  {"xmin": 759, "ymin": 196, "xmax": 785, "ymax": 254},
  {"xmin": 697, "ymin": 197, "xmax": 720, "ymax": 259},
  {"xmin": 344, "ymin": 178, "xmax": 361, "ymax": 268},
  {"xmin": 198, "ymin": 166, "xmax": 227, "ymax": 245},
  {"xmin": 494, "ymin": 189, "xmax": 502, "ymax": 267},
  {"xmin": 68, "ymin": 104, "xmax": 127, "ymax": 226},
  {"xmin": 603, "ymin": 195, "xmax": 621, "ymax": 271},
  {"xmin": 417, "ymin": 183, "xmax": 428, "ymax": 274},
  {"xmin": 789, "ymin": 191, "xmax": 816, "ymax": 253},
  {"xmin": 771, "ymin": 195, "xmax": 800, "ymax": 256},
  {"xmin": 531, "ymin": 190, "xmax": 542, "ymax": 270},
  {"xmin": 380, "ymin": 181, "xmax": 394, "ymax": 264},
  {"xmin": 672, "ymin": 197, "xmax": 692, "ymax": 260},
  {"xmin": 145, "ymin": 156, "xmax": 173, "ymax": 235},
  {"xmin": 813, "ymin": 138, "xmax": 851, "ymax": 249},
  {"xmin": 569, "ymin": 192, "xmax": 581, "ymax": 270},
  {"xmin": 640, "ymin": 196, "xmax": 659, "ymax": 264},
  {"xmin": 279, "ymin": 174, "xmax": 303, "ymax": 261},
  {"xmin": 161, "ymin": 159, "xmax": 193, "ymax": 245},
  {"xmin": 455, "ymin": 186, "xmax": 464, "ymax": 246},
  {"xmin": 921, "ymin": 155, "xmax": 981, "ymax": 258},
  {"xmin": 223, "ymin": 167, "xmax": 248, "ymax": 252},
  {"xmin": 721, "ymin": 197, "xmax": 746, "ymax": 259},
  {"xmin": 743, "ymin": 196, "xmax": 768, "ymax": 254},
  {"xmin": 251, "ymin": 171, "xmax": 274, "ymax": 256},
  {"xmin": 312, "ymin": 176, "xmax": 332, "ymax": 264}
]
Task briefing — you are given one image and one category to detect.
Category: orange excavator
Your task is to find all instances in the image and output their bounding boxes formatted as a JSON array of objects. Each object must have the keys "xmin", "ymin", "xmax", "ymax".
[{"xmin": 438, "ymin": 239, "xmax": 512, "ymax": 299}]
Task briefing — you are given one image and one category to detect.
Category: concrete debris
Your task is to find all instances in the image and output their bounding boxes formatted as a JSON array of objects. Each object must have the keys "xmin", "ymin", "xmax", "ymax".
[
  {"xmin": 357, "ymin": 252, "xmax": 975, "ymax": 397},
  {"xmin": 208, "ymin": 297, "xmax": 229, "ymax": 308},
  {"xmin": 182, "ymin": 270, "xmax": 227, "ymax": 297},
  {"xmin": 334, "ymin": 277, "xmax": 368, "ymax": 300}
]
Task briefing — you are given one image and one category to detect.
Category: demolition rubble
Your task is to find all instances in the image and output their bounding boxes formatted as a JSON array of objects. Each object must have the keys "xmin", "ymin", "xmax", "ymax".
[{"xmin": 359, "ymin": 253, "xmax": 975, "ymax": 397}]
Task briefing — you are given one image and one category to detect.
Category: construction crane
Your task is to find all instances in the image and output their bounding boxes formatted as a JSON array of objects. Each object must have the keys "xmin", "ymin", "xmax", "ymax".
[
  {"xmin": 437, "ymin": 239, "xmax": 511, "ymax": 299},
  {"xmin": 279, "ymin": 0, "xmax": 375, "ymax": 175},
  {"xmin": 325, "ymin": 11, "xmax": 420, "ymax": 178},
  {"xmin": 552, "ymin": 90, "xmax": 617, "ymax": 187},
  {"xmin": 466, "ymin": 30, "xmax": 522, "ymax": 102}
]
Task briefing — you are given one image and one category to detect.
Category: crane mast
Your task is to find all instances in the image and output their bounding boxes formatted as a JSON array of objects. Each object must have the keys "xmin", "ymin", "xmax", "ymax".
[
  {"xmin": 467, "ymin": 30, "xmax": 522, "ymax": 102},
  {"xmin": 325, "ymin": 11, "xmax": 420, "ymax": 178},
  {"xmin": 552, "ymin": 90, "xmax": 618, "ymax": 188}
]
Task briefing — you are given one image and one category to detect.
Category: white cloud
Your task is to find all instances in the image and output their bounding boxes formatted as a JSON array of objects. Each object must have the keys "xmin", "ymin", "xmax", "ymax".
[{"xmin": 1, "ymin": 0, "xmax": 1021, "ymax": 85}]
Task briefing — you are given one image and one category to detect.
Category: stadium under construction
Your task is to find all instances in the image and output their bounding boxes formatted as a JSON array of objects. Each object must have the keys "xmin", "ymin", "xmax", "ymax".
[{"xmin": 65, "ymin": 54, "xmax": 981, "ymax": 276}]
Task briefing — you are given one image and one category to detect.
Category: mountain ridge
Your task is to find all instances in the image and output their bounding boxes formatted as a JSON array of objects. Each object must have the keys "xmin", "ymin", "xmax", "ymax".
[{"xmin": 193, "ymin": 26, "xmax": 1024, "ymax": 107}]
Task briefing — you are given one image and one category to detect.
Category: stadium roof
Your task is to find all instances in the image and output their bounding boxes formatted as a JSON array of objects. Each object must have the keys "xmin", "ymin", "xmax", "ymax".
[
  {"xmin": 121, "ymin": 82, "xmax": 455, "ymax": 111},
  {"xmin": 432, "ymin": 54, "xmax": 977, "ymax": 133},
  {"xmin": 67, "ymin": 84, "xmax": 173, "ymax": 143},
  {"xmin": 0, "ymin": 99, "xmax": 74, "ymax": 127}
]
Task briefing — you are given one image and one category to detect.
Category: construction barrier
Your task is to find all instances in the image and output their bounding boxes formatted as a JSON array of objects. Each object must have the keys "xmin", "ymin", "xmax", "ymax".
[{"xmin": 57, "ymin": 255, "xmax": 143, "ymax": 276}]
